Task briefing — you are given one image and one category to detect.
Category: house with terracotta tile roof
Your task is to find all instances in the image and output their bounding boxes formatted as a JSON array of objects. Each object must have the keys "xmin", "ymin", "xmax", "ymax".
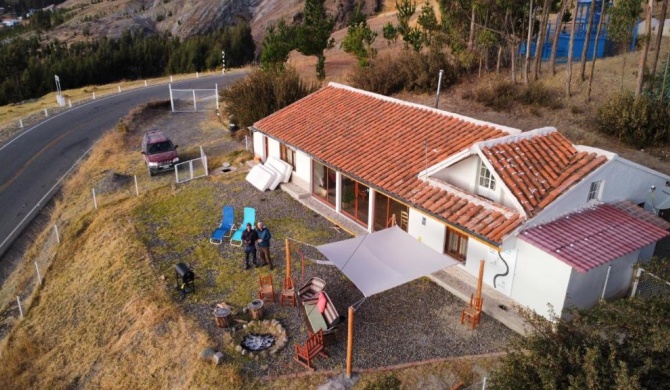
[{"xmin": 250, "ymin": 82, "xmax": 670, "ymax": 320}]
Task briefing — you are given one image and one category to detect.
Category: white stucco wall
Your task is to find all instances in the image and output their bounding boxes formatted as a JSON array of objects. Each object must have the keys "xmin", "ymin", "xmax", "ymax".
[
  {"xmin": 511, "ymin": 239, "xmax": 572, "ymax": 319},
  {"xmin": 293, "ymin": 150, "xmax": 312, "ymax": 192},
  {"xmin": 267, "ymin": 138, "xmax": 281, "ymax": 160},
  {"xmin": 432, "ymin": 157, "xmax": 478, "ymax": 192},
  {"xmin": 529, "ymin": 157, "xmax": 670, "ymax": 226},
  {"xmin": 565, "ymin": 251, "xmax": 638, "ymax": 311},
  {"xmin": 252, "ymin": 132, "xmax": 264, "ymax": 159},
  {"xmin": 463, "ymin": 240, "xmax": 518, "ymax": 297},
  {"xmin": 407, "ymin": 209, "xmax": 446, "ymax": 253}
]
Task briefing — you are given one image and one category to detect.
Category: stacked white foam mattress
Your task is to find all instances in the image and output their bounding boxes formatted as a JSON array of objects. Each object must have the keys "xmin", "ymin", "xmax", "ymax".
[{"xmin": 246, "ymin": 158, "xmax": 293, "ymax": 191}]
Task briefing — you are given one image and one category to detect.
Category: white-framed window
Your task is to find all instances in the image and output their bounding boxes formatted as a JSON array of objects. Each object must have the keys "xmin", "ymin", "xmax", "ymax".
[
  {"xmin": 587, "ymin": 180, "xmax": 602, "ymax": 201},
  {"xmin": 479, "ymin": 162, "xmax": 496, "ymax": 190}
]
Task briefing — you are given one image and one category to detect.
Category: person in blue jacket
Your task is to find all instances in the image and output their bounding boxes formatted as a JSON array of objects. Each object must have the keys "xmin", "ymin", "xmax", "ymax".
[{"xmin": 256, "ymin": 221, "xmax": 273, "ymax": 270}]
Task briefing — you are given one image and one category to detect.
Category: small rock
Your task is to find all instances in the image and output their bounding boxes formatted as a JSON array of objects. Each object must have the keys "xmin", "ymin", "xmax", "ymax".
[
  {"xmin": 260, "ymin": 364, "xmax": 269, "ymax": 371},
  {"xmin": 235, "ymin": 345, "xmax": 242, "ymax": 352},
  {"xmin": 270, "ymin": 349, "xmax": 279, "ymax": 355},
  {"xmin": 200, "ymin": 348, "xmax": 215, "ymax": 362},
  {"xmin": 212, "ymin": 352, "xmax": 225, "ymax": 365},
  {"xmin": 241, "ymin": 349, "xmax": 247, "ymax": 356},
  {"xmin": 159, "ymin": 275, "xmax": 165, "ymax": 281}
]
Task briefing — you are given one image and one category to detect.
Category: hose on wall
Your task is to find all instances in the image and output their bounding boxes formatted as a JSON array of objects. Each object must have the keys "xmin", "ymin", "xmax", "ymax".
[{"xmin": 493, "ymin": 251, "xmax": 510, "ymax": 289}]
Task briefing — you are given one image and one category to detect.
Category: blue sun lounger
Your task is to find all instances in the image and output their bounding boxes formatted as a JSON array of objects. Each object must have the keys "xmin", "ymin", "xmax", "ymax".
[
  {"xmin": 210, "ymin": 205, "xmax": 235, "ymax": 245},
  {"xmin": 230, "ymin": 207, "xmax": 256, "ymax": 246}
]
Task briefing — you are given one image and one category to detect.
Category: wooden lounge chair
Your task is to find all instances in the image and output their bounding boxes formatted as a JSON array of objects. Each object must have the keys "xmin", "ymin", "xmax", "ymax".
[{"xmin": 294, "ymin": 329, "xmax": 328, "ymax": 371}]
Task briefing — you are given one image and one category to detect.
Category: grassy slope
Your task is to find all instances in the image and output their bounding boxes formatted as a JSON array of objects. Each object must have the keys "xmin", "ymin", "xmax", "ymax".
[{"xmin": 0, "ymin": 125, "xmax": 245, "ymax": 388}]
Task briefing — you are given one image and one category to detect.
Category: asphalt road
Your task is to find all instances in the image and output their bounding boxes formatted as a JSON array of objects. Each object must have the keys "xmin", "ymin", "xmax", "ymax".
[{"xmin": 0, "ymin": 73, "xmax": 245, "ymax": 258}]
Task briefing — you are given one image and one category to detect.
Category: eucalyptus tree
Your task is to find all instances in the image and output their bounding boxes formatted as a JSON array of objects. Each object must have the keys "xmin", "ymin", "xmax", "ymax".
[
  {"xmin": 609, "ymin": 0, "xmax": 643, "ymax": 92},
  {"xmin": 295, "ymin": 0, "xmax": 335, "ymax": 80},
  {"xmin": 578, "ymin": 0, "xmax": 597, "ymax": 81}
]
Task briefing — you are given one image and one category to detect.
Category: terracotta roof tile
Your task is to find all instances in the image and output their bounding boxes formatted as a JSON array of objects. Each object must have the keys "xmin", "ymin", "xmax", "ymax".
[
  {"xmin": 254, "ymin": 84, "xmax": 524, "ymax": 244},
  {"xmin": 483, "ymin": 131, "xmax": 607, "ymax": 216},
  {"xmin": 519, "ymin": 204, "xmax": 670, "ymax": 272}
]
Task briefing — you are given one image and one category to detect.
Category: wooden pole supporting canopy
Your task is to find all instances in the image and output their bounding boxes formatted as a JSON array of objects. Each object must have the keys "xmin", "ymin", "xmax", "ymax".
[
  {"xmin": 346, "ymin": 306, "xmax": 355, "ymax": 378},
  {"xmin": 476, "ymin": 259, "xmax": 484, "ymax": 303},
  {"xmin": 285, "ymin": 238, "xmax": 291, "ymax": 279}
]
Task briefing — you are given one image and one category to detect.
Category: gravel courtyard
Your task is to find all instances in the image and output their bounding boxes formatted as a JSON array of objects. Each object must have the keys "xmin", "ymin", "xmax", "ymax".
[{"xmin": 138, "ymin": 109, "xmax": 515, "ymax": 377}]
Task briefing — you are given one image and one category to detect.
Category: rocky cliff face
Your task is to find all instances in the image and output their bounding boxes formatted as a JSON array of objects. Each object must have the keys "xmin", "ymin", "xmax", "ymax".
[{"xmin": 50, "ymin": 0, "xmax": 378, "ymax": 43}]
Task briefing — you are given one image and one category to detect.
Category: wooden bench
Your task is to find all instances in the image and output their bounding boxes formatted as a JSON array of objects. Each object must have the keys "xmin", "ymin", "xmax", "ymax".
[
  {"xmin": 294, "ymin": 329, "xmax": 329, "ymax": 371},
  {"xmin": 297, "ymin": 277, "xmax": 326, "ymax": 302},
  {"xmin": 301, "ymin": 291, "xmax": 341, "ymax": 346}
]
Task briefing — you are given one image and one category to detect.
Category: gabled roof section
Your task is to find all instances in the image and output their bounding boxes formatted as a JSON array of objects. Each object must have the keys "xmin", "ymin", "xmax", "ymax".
[
  {"xmin": 253, "ymin": 83, "xmax": 524, "ymax": 244},
  {"xmin": 479, "ymin": 128, "xmax": 608, "ymax": 216},
  {"xmin": 519, "ymin": 202, "xmax": 670, "ymax": 273}
]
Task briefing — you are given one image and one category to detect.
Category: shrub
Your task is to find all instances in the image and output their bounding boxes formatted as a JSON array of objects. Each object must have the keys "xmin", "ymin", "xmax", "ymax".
[
  {"xmin": 220, "ymin": 67, "xmax": 318, "ymax": 129},
  {"xmin": 596, "ymin": 92, "xmax": 670, "ymax": 148},
  {"xmin": 465, "ymin": 78, "xmax": 562, "ymax": 111},
  {"xmin": 519, "ymin": 81, "xmax": 562, "ymax": 109},
  {"xmin": 348, "ymin": 49, "xmax": 458, "ymax": 95}
]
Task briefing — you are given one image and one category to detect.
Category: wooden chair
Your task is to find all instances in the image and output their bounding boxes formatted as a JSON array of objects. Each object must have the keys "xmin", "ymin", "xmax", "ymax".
[
  {"xmin": 258, "ymin": 274, "xmax": 275, "ymax": 303},
  {"xmin": 280, "ymin": 276, "xmax": 297, "ymax": 307},
  {"xmin": 294, "ymin": 329, "xmax": 329, "ymax": 371},
  {"xmin": 461, "ymin": 294, "xmax": 483, "ymax": 330}
]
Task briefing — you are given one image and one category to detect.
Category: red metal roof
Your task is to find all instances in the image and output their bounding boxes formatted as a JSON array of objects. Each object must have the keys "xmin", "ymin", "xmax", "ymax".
[
  {"xmin": 481, "ymin": 131, "xmax": 607, "ymax": 216},
  {"xmin": 253, "ymin": 83, "xmax": 524, "ymax": 244},
  {"xmin": 519, "ymin": 203, "xmax": 670, "ymax": 273}
]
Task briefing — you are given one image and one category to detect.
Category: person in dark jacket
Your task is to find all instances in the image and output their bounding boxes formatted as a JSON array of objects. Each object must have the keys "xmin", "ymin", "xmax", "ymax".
[
  {"xmin": 256, "ymin": 221, "xmax": 273, "ymax": 270},
  {"xmin": 241, "ymin": 223, "xmax": 259, "ymax": 270}
]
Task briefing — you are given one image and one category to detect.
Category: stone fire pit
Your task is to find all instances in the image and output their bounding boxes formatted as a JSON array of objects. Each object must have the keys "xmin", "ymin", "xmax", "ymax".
[{"xmin": 234, "ymin": 320, "xmax": 288, "ymax": 358}]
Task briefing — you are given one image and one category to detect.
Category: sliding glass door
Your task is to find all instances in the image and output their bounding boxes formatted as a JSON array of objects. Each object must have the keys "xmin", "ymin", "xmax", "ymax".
[
  {"xmin": 312, "ymin": 160, "xmax": 336, "ymax": 207},
  {"xmin": 341, "ymin": 175, "xmax": 369, "ymax": 227}
]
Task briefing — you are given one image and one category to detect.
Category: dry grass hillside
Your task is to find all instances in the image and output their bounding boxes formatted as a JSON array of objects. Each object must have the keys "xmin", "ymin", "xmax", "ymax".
[{"xmin": 0, "ymin": 118, "xmax": 245, "ymax": 388}]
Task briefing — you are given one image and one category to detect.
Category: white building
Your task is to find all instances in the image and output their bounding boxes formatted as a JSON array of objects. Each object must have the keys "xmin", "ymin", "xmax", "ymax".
[{"xmin": 250, "ymin": 82, "xmax": 670, "ymax": 320}]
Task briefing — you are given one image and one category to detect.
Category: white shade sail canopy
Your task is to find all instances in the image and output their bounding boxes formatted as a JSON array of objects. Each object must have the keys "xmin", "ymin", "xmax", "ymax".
[{"xmin": 316, "ymin": 226, "xmax": 459, "ymax": 297}]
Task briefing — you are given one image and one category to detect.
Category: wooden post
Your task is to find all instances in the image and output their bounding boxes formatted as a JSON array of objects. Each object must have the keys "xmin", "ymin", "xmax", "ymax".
[
  {"xmin": 285, "ymin": 238, "xmax": 291, "ymax": 279},
  {"xmin": 346, "ymin": 306, "xmax": 354, "ymax": 378},
  {"xmin": 476, "ymin": 259, "xmax": 485, "ymax": 302}
]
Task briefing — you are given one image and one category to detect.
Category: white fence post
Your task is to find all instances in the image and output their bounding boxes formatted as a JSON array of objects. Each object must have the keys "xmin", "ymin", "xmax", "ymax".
[
  {"xmin": 93, "ymin": 92, "xmax": 96, "ymax": 100},
  {"xmin": 144, "ymin": 80, "xmax": 148, "ymax": 87},
  {"xmin": 19, "ymin": 119, "xmax": 23, "ymax": 128},
  {"xmin": 54, "ymin": 224, "xmax": 60, "ymax": 244},
  {"xmin": 601, "ymin": 265, "xmax": 612, "ymax": 300},
  {"xmin": 482, "ymin": 377, "xmax": 487, "ymax": 389},
  {"xmin": 68, "ymin": 99, "xmax": 72, "ymax": 108},
  {"xmin": 192, "ymin": 90, "xmax": 197, "ymax": 111},
  {"xmin": 92, "ymin": 188, "xmax": 98, "ymax": 209},
  {"xmin": 170, "ymin": 75, "xmax": 173, "ymax": 82},
  {"xmin": 44, "ymin": 108, "xmax": 48, "ymax": 117},
  {"xmin": 196, "ymin": 71, "xmax": 199, "ymax": 78},
  {"xmin": 134, "ymin": 175, "xmax": 139, "ymax": 196},
  {"xmin": 215, "ymin": 83, "xmax": 219, "ymax": 110},
  {"xmin": 200, "ymin": 146, "xmax": 208, "ymax": 176},
  {"xmin": 118, "ymin": 85, "xmax": 122, "ymax": 93},
  {"xmin": 169, "ymin": 84, "xmax": 175, "ymax": 113},
  {"xmin": 16, "ymin": 297, "xmax": 23, "ymax": 319},
  {"xmin": 630, "ymin": 267, "xmax": 644, "ymax": 298},
  {"xmin": 245, "ymin": 135, "xmax": 249, "ymax": 151},
  {"xmin": 35, "ymin": 262, "xmax": 42, "ymax": 285}
]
